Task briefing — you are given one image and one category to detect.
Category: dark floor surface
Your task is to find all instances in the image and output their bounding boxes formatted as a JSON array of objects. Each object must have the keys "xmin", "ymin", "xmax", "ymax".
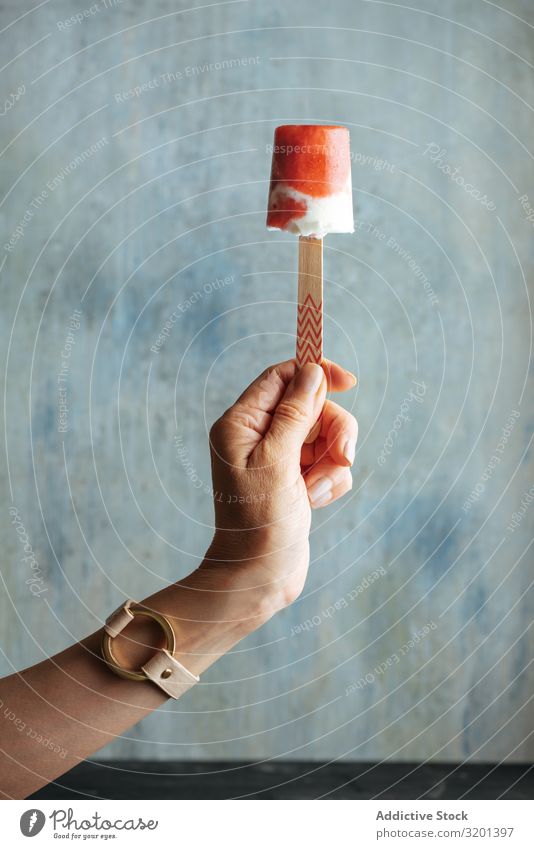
[{"xmin": 30, "ymin": 760, "xmax": 533, "ymax": 800}]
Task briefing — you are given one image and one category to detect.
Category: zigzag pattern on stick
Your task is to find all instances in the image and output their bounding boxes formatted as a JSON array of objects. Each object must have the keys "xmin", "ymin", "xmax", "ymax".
[{"xmin": 297, "ymin": 292, "xmax": 323, "ymax": 367}]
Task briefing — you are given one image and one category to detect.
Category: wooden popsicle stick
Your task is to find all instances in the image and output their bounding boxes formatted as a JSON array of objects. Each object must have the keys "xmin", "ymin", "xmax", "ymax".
[{"xmin": 296, "ymin": 236, "xmax": 323, "ymax": 367}]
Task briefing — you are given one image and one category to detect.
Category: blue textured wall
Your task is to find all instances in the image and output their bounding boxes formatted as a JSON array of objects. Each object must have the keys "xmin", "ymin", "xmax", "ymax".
[{"xmin": 1, "ymin": 0, "xmax": 533, "ymax": 762}]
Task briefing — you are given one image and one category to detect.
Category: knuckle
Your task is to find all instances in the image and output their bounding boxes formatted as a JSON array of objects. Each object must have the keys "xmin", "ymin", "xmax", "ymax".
[
  {"xmin": 337, "ymin": 408, "xmax": 356, "ymax": 428},
  {"xmin": 332, "ymin": 413, "xmax": 358, "ymax": 445},
  {"xmin": 209, "ymin": 415, "xmax": 227, "ymax": 448},
  {"xmin": 281, "ymin": 579, "xmax": 306, "ymax": 608},
  {"xmin": 232, "ymin": 402, "xmax": 267, "ymax": 433},
  {"xmin": 333, "ymin": 470, "xmax": 353, "ymax": 497},
  {"xmin": 275, "ymin": 398, "xmax": 309, "ymax": 427},
  {"xmin": 266, "ymin": 364, "xmax": 287, "ymax": 391}
]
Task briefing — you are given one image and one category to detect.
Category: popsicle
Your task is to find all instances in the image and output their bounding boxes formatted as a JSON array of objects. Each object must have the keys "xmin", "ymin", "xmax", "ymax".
[{"xmin": 266, "ymin": 125, "xmax": 354, "ymax": 367}]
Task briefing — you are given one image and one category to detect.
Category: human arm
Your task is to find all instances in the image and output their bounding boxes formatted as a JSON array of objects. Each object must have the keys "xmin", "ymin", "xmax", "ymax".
[{"xmin": 0, "ymin": 359, "xmax": 357, "ymax": 799}]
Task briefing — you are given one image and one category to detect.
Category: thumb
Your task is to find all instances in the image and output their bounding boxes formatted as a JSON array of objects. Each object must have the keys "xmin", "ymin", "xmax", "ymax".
[{"xmin": 262, "ymin": 363, "xmax": 326, "ymax": 460}]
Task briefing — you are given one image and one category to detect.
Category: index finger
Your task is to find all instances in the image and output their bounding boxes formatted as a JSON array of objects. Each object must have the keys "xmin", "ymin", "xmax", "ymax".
[{"xmin": 322, "ymin": 358, "xmax": 357, "ymax": 393}]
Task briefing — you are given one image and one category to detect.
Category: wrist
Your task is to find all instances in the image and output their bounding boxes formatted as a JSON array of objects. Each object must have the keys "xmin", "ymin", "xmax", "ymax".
[
  {"xmin": 169, "ymin": 565, "xmax": 278, "ymax": 677},
  {"xmin": 204, "ymin": 532, "xmax": 290, "ymax": 614},
  {"xmin": 110, "ymin": 536, "xmax": 288, "ymax": 684},
  {"xmin": 200, "ymin": 536, "xmax": 286, "ymax": 619},
  {"xmin": 126, "ymin": 546, "xmax": 281, "ymax": 681}
]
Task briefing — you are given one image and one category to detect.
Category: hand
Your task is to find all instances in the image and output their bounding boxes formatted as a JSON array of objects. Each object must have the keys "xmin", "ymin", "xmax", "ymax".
[{"xmin": 204, "ymin": 359, "xmax": 358, "ymax": 610}]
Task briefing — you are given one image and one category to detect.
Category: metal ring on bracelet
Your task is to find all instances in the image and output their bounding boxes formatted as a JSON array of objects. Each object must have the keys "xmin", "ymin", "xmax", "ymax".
[{"xmin": 101, "ymin": 604, "xmax": 176, "ymax": 682}]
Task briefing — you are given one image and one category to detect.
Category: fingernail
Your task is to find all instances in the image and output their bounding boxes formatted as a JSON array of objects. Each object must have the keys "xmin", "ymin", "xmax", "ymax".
[
  {"xmin": 313, "ymin": 490, "xmax": 333, "ymax": 508},
  {"xmin": 344, "ymin": 369, "xmax": 357, "ymax": 386},
  {"xmin": 343, "ymin": 439, "xmax": 356, "ymax": 465},
  {"xmin": 308, "ymin": 477, "xmax": 333, "ymax": 507},
  {"xmin": 295, "ymin": 364, "xmax": 324, "ymax": 395}
]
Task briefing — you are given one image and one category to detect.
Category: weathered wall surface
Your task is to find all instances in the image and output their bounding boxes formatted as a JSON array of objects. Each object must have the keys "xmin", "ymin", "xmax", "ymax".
[{"xmin": 1, "ymin": 0, "xmax": 532, "ymax": 762}]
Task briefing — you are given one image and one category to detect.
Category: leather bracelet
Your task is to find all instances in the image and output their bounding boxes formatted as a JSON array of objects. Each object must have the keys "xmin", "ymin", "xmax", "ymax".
[{"xmin": 101, "ymin": 599, "xmax": 199, "ymax": 699}]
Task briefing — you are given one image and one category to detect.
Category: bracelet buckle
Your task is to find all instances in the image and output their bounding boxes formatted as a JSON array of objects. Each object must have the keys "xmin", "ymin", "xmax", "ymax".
[
  {"xmin": 102, "ymin": 601, "xmax": 176, "ymax": 682},
  {"xmin": 101, "ymin": 600, "xmax": 199, "ymax": 699}
]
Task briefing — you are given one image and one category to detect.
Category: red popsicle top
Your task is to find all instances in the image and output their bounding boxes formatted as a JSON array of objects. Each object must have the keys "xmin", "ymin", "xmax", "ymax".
[{"xmin": 266, "ymin": 125, "xmax": 353, "ymax": 236}]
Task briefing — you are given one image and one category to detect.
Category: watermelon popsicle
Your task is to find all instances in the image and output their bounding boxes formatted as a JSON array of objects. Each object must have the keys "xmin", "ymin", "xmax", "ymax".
[{"xmin": 266, "ymin": 125, "xmax": 354, "ymax": 367}]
